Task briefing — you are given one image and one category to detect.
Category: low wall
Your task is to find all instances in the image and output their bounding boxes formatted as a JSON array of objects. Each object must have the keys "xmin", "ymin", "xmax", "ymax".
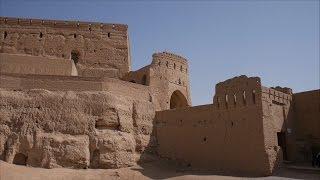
[
  {"xmin": 0, "ymin": 53, "xmax": 74, "ymax": 76},
  {"xmin": 156, "ymin": 103, "xmax": 271, "ymax": 176}
]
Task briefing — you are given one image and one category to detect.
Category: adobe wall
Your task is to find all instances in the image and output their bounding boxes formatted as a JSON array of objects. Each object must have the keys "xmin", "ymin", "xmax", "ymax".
[
  {"xmin": 0, "ymin": 73, "xmax": 164, "ymax": 110},
  {"xmin": 292, "ymin": 90, "xmax": 320, "ymax": 161},
  {"xmin": 0, "ymin": 53, "xmax": 77, "ymax": 76},
  {"xmin": 156, "ymin": 76, "xmax": 273, "ymax": 176},
  {"xmin": 261, "ymin": 86, "xmax": 294, "ymax": 170},
  {"xmin": 0, "ymin": 17, "xmax": 131, "ymax": 78}
]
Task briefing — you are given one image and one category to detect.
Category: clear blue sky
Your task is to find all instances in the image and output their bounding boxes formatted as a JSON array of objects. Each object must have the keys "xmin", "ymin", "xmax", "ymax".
[{"xmin": 1, "ymin": 0, "xmax": 319, "ymax": 105}]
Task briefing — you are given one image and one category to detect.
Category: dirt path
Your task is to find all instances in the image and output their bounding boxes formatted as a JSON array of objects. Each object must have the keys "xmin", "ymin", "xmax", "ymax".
[{"xmin": 1, "ymin": 160, "xmax": 319, "ymax": 180}]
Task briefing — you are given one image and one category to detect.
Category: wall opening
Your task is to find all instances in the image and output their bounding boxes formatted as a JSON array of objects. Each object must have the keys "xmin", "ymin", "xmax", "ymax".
[
  {"xmin": 4, "ymin": 31, "xmax": 7, "ymax": 39},
  {"xmin": 180, "ymin": 65, "xmax": 183, "ymax": 71},
  {"xmin": 73, "ymin": 33, "xmax": 77, "ymax": 38},
  {"xmin": 71, "ymin": 50, "xmax": 80, "ymax": 64},
  {"xmin": 225, "ymin": 94, "xmax": 229, "ymax": 109},
  {"xmin": 170, "ymin": 90, "xmax": 188, "ymax": 109},
  {"xmin": 174, "ymin": 63, "xmax": 176, "ymax": 69},
  {"xmin": 277, "ymin": 132, "xmax": 288, "ymax": 160},
  {"xmin": 252, "ymin": 90, "xmax": 256, "ymax": 104},
  {"xmin": 13, "ymin": 153, "xmax": 27, "ymax": 165},
  {"xmin": 129, "ymin": 80, "xmax": 136, "ymax": 83},
  {"xmin": 166, "ymin": 61, "xmax": 169, "ymax": 67},
  {"xmin": 39, "ymin": 32, "xmax": 43, "ymax": 38},
  {"xmin": 142, "ymin": 75, "xmax": 147, "ymax": 85},
  {"xmin": 203, "ymin": 137, "xmax": 207, "ymax": 142},
  {"xmin": 108, "ymin": 32, "xmax": 111, "ymax": 38},
  {"xmin": 242, "ymin": 91, "xmax": 247, "ymax": 106}
]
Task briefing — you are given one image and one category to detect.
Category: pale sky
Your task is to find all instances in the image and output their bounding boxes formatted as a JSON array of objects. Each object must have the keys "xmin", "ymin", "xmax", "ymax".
[{"xmin": 1, "ymin": 0, "xmax": 319, "ymax": 105}]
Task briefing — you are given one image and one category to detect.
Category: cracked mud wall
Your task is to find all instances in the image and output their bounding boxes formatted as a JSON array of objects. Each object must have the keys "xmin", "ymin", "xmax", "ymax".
[{"xmin": 0, "ymin": 88, "xmax": 157, "ymax": 169}]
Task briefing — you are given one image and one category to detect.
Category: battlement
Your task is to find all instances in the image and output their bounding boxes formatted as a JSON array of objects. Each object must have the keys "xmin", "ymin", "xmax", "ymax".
[
  {"xmin": 151, "ymin": 51, "xmax": 189, "ymax": 75},
  {"xmin": 152, "ymin": 51, "xmax": 188, "ymax": 64},
  {"xmin": 0, "ymin": 17, "xmax": 127, "ymax": 32},
  {"xmin": 213, "ymin": 75, "xmax": 262, "ymax": 109},
  {"xmin": 262, "ymin": 86, "xmax": 292, "ymax": 105},
  {"xmin": 271, "ymin": 86, "xmax": 292, "ymax": 95}
]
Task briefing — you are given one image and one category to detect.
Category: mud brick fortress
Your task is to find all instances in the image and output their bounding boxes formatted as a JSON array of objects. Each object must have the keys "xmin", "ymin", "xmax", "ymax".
[{"xmin": 0, "ymin": 17, "xmax": 319, "ymax": 176}]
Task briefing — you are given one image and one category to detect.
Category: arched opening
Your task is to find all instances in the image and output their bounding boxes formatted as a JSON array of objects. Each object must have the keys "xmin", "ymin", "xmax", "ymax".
[
  {"xmin": 13, "ymin": 153, "xmax": 27, "ymax": 165},
  {"xmin": 141, "ymin": 75, "xmax": 147, "ymax": 85},
  {"xmin": 170, "ymin": 90, "xmax": 188, "ymax": 109},
  {"xmin": 71, "ymin": 50, "xmax": 80, "ymax": 64}
]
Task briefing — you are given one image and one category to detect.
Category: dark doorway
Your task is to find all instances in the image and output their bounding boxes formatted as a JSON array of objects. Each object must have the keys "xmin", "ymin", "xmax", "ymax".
[
  {"xmin": 71, "ymin": 50, "xmax": 80, "ymax": 64},
  {"xmin": 277, "ymin": 132, "xmax": 288, "ymax": 160},
  {"xmin": 13, "ymin": 153, "xmax": 27, "ymax": 165},
  {"xmin": 141, "ymin": 75, "xmax": 147, "ymax": 85}
]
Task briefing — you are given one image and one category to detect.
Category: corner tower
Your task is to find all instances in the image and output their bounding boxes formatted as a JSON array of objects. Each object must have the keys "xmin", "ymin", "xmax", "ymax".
[{"xmin": 123, "ymin": 51, "xmax": 191, "ymax": 110}]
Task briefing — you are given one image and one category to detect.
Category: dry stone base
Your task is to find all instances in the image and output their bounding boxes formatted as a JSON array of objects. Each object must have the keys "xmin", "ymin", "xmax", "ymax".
[{"xmin": 0, "ymin": 88, "xmax": 156, "ymax": 169}]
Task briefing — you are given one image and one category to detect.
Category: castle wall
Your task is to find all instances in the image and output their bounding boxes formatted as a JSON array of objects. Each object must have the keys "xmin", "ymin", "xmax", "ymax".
[
  {"xmin": 156, "ymin": 76, "xmax": 273, "ymax": 176},
  {"xmin": 292, "ymin": 90, "xmax": 320, "ymax": 161},
  {"xmin": 0, "ymin": 53, "xmax": 75, "ymax": 76},
  {"xmin": 0, "ymin": 17, "xmax": 130, "ymax": 78}
]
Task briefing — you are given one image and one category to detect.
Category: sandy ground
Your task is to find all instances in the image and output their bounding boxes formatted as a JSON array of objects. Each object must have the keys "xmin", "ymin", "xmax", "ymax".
[{"xmin": 1, "ymin": 160, "xmax": 319, "ymax": 180}]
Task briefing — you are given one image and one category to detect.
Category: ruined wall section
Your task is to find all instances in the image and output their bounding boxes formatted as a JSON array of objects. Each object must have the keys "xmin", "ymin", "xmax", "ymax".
[
  {"xmin": 156, "ymin": 76, "xmax": 272, "ymax": 176},
  {"xmin": 0, "ymin": 17, "xmax": 130, "ymax": 78},
  {"xmin": 261, "ymin": 86, "xmax": 294, "ymax": 170}
]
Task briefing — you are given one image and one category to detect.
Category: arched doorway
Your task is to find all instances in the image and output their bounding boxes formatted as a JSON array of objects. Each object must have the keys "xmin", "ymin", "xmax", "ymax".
[
  {"xmin": 13, "ymin": 153, "xmax": 27, "ymax": 165},
  {"xmin": 170, "ymin": 90, "xmax": 188, "ymax": 109}
]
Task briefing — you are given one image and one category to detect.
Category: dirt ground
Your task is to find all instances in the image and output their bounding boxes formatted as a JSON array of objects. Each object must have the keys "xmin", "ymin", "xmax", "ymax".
[{"xmin": 0, "ymin": 160, "xmax": 319, "ymax": 180}]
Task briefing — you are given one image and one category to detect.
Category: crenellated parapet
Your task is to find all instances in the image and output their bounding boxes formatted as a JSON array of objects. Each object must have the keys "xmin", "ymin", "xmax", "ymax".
[
  {"xmin": 261, "ymin": 86, "xmax": 292, "ymax": 106},
  {"xmin": 0, "ymin": 17, "xmax": 127, "ymax": 33},
  {"xmin": 151, "ymin": 51, "xmax": 188, "ymax": 74},
  {"xmin": 213, "ymin": 75, "xmax": 262, "ymax": 109}
]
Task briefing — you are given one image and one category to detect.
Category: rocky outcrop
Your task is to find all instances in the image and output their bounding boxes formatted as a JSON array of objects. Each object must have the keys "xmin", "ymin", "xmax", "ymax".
[{"xmin": 0, "ymin": 88, "xmax": 156, "ymax": 169}]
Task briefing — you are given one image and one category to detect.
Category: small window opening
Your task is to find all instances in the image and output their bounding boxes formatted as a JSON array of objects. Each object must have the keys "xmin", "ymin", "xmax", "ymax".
[
  {"xmin": 252, "ymin": 90, "xmax": 256, "ymax": 104},
  {"xmin": 142, "ymin": 75, "xmax": 147, "ymax": 85},
  {"xmin": 178, "ymin": 78, "xmax": 181, "ymax": 85},
  {"xmin": 174, "ymin": 63, "xmax": 176, "ymax": 69},
  {"xmin": 107, "ymin": 32, "xmax": 111, "ymax": 38},
  {"xmin": 4, "ymin": 31, "xmax": 7, "ymax": 39},
  {"xmin": 73, "ymin": 33, "xmax": 77, "ymax": 38},
  {"xmin": 89, "ymin": 27, "xmax": 92, "ymax": 31},
  {"xmin": 39, "ymin": 32, "xmax": 43, "ymax": 38},
  {"xmin": 166, "ymin": 61, "xmax": 169, "ymax": 67},
  {"xmin": 71, "ymin": 50, "xmax": 80, "ymax": 64},
  {"xmin": 203, "ymin": 137, "xmax": 207, "ymax": 142},
  {"xmin": 158, "ymin": 61, "xmax": 161, "ymax": 66},
  {"xmin": 180, "ymin": 65, "xmax": 183, "ymax": 71},
  {"xmin": 231, "ymin": 121, "xmax": 234, "ymax": 127},
  {"xmin": 225, "ymin": 94, "xmax": 229, "ymax": 109},
  {"xmin": 186, "ymin": 68, "xmax": 188, "ymax": 73}
]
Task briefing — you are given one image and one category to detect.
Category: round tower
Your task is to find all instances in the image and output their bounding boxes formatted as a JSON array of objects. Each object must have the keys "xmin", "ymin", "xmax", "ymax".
[{"xmin": 149, "ymin": 51, "xmax": 191, "ymax": 109}]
